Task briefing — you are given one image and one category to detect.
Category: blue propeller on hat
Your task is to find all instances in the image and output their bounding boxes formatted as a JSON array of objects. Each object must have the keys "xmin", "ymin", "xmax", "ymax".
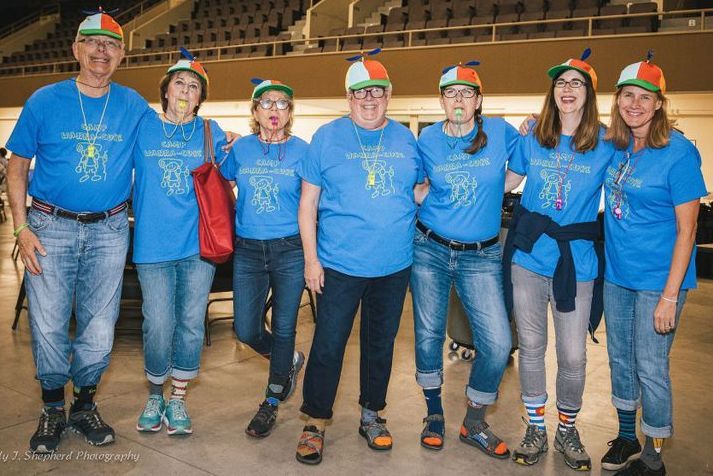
[{"xmin": 346, "ymin": 48, "xmax": 382, "ymax": 62}]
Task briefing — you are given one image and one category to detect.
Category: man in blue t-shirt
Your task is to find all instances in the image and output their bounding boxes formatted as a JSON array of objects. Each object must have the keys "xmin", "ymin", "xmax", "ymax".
[
  {"xmin": 294, "ymin": 55, "xmax": 421, "ymax": 465},
  {"xmin": 6, "ymin": 11, "xmax": 150, "ymax": 454}
]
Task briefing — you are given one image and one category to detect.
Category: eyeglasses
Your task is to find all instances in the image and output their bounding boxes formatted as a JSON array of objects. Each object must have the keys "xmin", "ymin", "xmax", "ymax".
[
  {"xmin": 351, "ymin": 87, "xmax": 386, "ymax": 100},
  {"xmin": 78, "ymin": 37, "xmax": 122, "ymax": 51},
  {"xmin": 554, "ymin": 78, "xmax": 586, "ymax": 89},
  {"xmin": 257, "ymin": 98, "xmax": 291, "ymax": 110},
  {"xmin": 441, "ymin": 87, "xmax": 477, "ymax": 99}
]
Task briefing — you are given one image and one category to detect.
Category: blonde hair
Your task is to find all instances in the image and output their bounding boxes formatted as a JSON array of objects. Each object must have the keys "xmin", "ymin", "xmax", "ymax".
[
  {"xmin": 249, "ymin": 93, "xmax": 294, "ymax": 136},
  {"xmin": 605, "ymin": 88, "xmax": 675, "ymax": 150}
]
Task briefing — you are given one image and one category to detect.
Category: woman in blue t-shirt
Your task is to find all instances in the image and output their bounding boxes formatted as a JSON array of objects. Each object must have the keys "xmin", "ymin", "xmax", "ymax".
[
  {"xmin": 600, "ymin": 57, "xmax": 707, "ymax": 476},
  {"xmin": 504, "ymin": 51, "xmax": 613, "ymax": 471},
  {"xmin": 132, "ymin": 52, "xmax": 227, "ymax": 435},
  {"xmin": 219, "ymin": 79, "xmax": 308, "ymax": 439},
  {"xmin": 411, "ymin": 62, "xmax": 517, "ymax": 457}
]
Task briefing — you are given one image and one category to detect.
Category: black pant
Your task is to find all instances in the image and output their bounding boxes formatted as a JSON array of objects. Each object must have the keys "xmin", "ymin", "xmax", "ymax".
[{"xmin": 300, "ymin": 266, "xmax": 411, "ymax": 419}]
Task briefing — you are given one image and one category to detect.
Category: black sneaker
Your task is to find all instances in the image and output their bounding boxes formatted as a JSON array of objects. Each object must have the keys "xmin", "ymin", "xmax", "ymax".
[
  {"xmin": 614, "ymin": 458, "xmax": 666, "ymax": 475},
  {"xmin": 245, "ymin": 401, "xmax": 278, "ymax": 438},
  {"xmin": 30, "ymin": 407, "xmax": 66, "ymax": 453},
  {"xmin": 68, "ymin": 405, "xmax": 115, "ymax": 446},
  {"xmin": 602, "ymin": 437, "xmax": 642, "ymax": 471}
]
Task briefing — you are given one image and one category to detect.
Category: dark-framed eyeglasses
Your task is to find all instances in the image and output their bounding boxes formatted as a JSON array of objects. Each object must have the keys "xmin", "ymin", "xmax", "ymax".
[
  {"xmin": 554, "ymin": 78, "xmax": 586, "ymax": 89},
  {"xmin": 351, "ymin": 87, "xmax": 386, "ymax": 100},
  {"xmin": 257, "ymin": 98, "xmax": 291, "ymax": 110},
  {"xmin": 441, "ymin": 87, "xmax": 477, "ymax": 99},
  {"xmin": 78, "ymin": 37, "xmax": 122, "ymax": 51}
]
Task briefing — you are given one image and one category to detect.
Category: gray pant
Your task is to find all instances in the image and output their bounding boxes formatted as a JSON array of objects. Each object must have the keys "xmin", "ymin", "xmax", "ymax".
[{"xmin": 512, "ymin": 263, "xmax": 593, "ymax": 410}]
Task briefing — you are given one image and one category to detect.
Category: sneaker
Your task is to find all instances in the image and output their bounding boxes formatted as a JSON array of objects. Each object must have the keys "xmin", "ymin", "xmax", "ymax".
[
  {"xmin": 279, "ymin": 351, "xmax": 305, "ymax": 402},
  {"xmin": 602, "ymin": 437, "xmax": 642, "ymax": 471},
  {"xmin": 30, "ymin": 407, "xmax": 66, "ymax": 453},
  {"xmin": 614, "ymin": 458, "xmax": 666, "ymax": 476},
  {"xmin": 459, "ymin": 419, "xmax": 510, "ymax": 459},
  {"xmin": 136, "ymin": 395, "xmax": 166, "ymax": 432},
  {"xmin": 554, "ymin": 426, "xmax": 591, "ymax": 471},
  {"xmin": 68, "ymin": 405, "xmax": 115, "ymax": 446},
  {"xmin": 512, "ymin": 419, "xmax": 549, "ymax": 466},
  {"xmin": 359, "ymin": 417, "xmax": 393, "ymax": 451},
  {"xmin": 163, "ymin": 399, "xmax": 193, "ymax": 436},
  {"xmin": 245, "ymin": 401, "xmax": 278, "ymax": 438}
]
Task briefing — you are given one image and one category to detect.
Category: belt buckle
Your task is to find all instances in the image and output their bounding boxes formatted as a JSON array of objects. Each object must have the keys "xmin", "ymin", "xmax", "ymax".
[
  {"xmin": 75, "ymin": 213, "xmax": 92, "ymax": 223},
  {"xmin": 450, "ymin": 240, "xmax": 466, "ymax": 251}
]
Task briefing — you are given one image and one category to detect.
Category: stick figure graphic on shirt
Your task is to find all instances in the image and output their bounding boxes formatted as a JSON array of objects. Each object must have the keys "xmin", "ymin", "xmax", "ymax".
[
  {"xmin": 362, "ymin": 159, "xmax": 394, "ymax": 198},
  {"xmin": 75, "ymin": 142, "xmax": 107, "ymax": 182},
  {"xmin": 250, "ymin": 175, "xmax": 280, "ymax": 213},
  {"xmin": 445, "ymin": 171, "xmax": 477, "ymax": 208},
  {"xmin": 538, "ymin": 169, "xmax": 571, "ymax": 209},
  {"xmin": 158, "ymin": 158, "xmax": 190, "ymax": 196}
]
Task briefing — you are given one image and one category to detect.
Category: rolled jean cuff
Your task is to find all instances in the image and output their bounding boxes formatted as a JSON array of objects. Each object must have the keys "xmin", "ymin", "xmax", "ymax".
[
  {"xmin": 415, "ymin": 369, "xmax": 444, "ymax": 389},
  {"xmin": 145, "ymin": 369, "xmax": 170, "ymax": 385},
  {"xmin": 359, "ymin": 396, "xmax": 386, "ymax": 413},
  {"xmin": 612, "ymin": 394, "xmax": 639, "ymax": 412},
  {"xmin": 300, "ymin": 403, "xmax": 332, "ymax": 420},
  {"xmin": 466, "ymin": 385, "xmax": 497, "ymax": 406},
  {"xmin": 172, "ymin": 367, "xmax": 199, "ymax": 381},
  {"xmin": 641, "ymin": 418, "xmax": 672, "ymax": 438},
  {"xmin": 522, "ymin": 393, "xmax": 548, "ymax": 405}
]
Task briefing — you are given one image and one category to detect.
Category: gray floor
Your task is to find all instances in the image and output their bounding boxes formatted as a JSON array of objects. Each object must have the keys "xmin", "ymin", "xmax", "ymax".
[{"xmin": 0, "ymin": 215, "xmax": 711, "ymax": 476}]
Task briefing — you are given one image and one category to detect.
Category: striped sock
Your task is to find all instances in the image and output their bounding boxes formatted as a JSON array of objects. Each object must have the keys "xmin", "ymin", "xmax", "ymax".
[
  {"xmin": 170, "ymin": 377, "xmax": 189, "ymax": 400},
  {"xmin": 616, "ymin": 408, "xmax": 637, "ymax": 441},
  {"xmin": 557, "ymin": 405, "xmax": 580, "ymax": 433},
  {"xmin": 525, "ymin": 402, "xmax": 546, "ymax": 431}
]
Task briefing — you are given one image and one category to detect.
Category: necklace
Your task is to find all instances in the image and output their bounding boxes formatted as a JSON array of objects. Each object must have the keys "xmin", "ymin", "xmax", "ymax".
[
  {"xmin": 352, "ymin": 119, "xmax": 385, "ymax": 187},
  {"xmin": 611, "ymin": 150, "xmax": 642, "ymax": 219},
  {"xmin": 258, "ymin": 126, "xmax": 288, "ymax": 161},
  {"xmin": 553, "ymin": 150, "xmax": 576, "ymax": 211},
  {"xmin": 443, "ymin": 120, "xmax": 472, "ymax": 150},
  {"xmin": 161, "ymin": 113, "xmax": 197, "ymax": 141},
  {"xmin": 75, "ymin": 77, "xmax": 111, "ymax": 90},
  {"xmin": 76, "ymin": 81, "xmax": 111, "ymax": 160}
]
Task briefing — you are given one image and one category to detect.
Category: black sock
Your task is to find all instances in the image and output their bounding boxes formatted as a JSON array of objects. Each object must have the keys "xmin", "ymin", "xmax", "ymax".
[
  {"xmin": 149, "ymin": 382, "xmax": 164, "ymax": 396},
  {"xmin": 640, "ymin": 436, "xmax": 664, "ymax": 470},
  {"xmin": 42, "ymin": 387, "xmax": 65, "ymax": 410},
  {"xmin": 71, "ymin": 385, "xmax": 96, "ymax": 412},
  {"xmin": 465, "ymin": 402, "xmax": 487, "ymax": 426}
]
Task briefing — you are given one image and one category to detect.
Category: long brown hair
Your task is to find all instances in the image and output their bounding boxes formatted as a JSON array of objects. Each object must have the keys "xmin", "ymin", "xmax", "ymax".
[
  {"xmin": 605, "ymin": 88, "xmax": 674, "ymax": 150},
  {"xmin": 463, "ymin": 91, "xmax": 487, "ymax": 154},
  {"xmin": 534, "ymin": 73, "xmax": 600, "ymax": 153}
]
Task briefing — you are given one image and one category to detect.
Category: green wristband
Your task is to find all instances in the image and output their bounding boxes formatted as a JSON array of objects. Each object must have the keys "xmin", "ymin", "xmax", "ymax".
[{"xmin": 13, "ymin": 223, "xmax": 29, "ymax": 237}]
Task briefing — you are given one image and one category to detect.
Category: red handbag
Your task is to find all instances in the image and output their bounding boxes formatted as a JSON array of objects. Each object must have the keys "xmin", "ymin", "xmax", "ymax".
[{"xmin": 191, "ymin": 119, "xmax": 236, "ymax": 263}]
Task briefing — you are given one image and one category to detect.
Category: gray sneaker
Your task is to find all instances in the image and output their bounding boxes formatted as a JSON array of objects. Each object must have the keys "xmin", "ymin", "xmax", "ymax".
[
  {"xmin": 512, "ymin": 419, "xmax": 548, "ymax": 466},
  {"xmin": 554, "ymin": 426, "xmax": 592, "ymax": 471}
]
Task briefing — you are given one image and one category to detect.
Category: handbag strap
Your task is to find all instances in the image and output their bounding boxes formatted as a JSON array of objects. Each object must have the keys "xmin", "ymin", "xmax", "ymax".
[{"xmin": 203, "ymin": 118, "xmax": 215, "ymax": 165}]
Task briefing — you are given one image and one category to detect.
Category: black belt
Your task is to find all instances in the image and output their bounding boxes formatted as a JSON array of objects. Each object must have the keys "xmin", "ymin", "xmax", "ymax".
[
  {"xmin": 417, "ymin": 221, "xmax": 498, "ymax": 251},
  {"xmin": 32, "ymin": 198, "xmax": 128, "ymax": 224}
]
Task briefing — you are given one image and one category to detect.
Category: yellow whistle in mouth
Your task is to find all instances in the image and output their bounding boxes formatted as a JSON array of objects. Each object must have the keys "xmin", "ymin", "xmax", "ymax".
[{"xmin": 177, "ymin": 99, "xmax": 188, "ymax": 111}]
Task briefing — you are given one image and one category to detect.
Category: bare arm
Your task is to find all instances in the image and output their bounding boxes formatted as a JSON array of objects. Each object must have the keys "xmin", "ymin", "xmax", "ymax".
[
  {"xmin": 505, "ymin": 170, "xmax": 525, "ymax": 193},
  {"xmin": 413, "ymin": 178, "xmax": 430, "ymax": 205},
  {"xmin": 518, "ymin": 114, "xmax": 539, "ymax": 135},
  {"xmin": 298, "ymin": 180, "xmax": 324, "ymax": 294},
  {"xmin": 8, "ymin": 154, "xmax": 46, "ymax": 274},
  {"xmin": 653, "ymin": 199, "xmax": 700, "ymax": 334}
]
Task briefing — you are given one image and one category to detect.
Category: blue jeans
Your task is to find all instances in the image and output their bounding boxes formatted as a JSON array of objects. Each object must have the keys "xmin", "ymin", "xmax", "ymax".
[
  {"xmin": 25, "ymin": 207, "xmax": 129, "ymax": 390},
  {"xmin": 410, "ymin": 229, "xmax": 511, "ymax": 405},
  {"xmin": 137, "ymin": 254, "xmax": 215, "ymax": 384},
  {"xmin": 233, "ymin": 234, "xmax": 305, "ymax": 394},
  {"xmin": 301, "ymin": 266, "xmax": 411, "ymax": 419},
  {"xmin": 512, "ymin": 264, "xmax": 593, "ymax": 410},
  {"xmin": 604, "ymin": 281, "xmax": 687, "ymax": 438}
]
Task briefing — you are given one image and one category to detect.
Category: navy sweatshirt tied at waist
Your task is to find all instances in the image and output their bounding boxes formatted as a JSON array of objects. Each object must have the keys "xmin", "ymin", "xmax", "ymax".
[{"xmin": 503, "ymin": 204, "xmax": 601, "ymax": 314}]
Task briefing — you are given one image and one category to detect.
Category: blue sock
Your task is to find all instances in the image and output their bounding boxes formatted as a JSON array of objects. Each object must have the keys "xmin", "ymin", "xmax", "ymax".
[
  {"xmin": 423, "ymin": 387, "xmax": 443, "ymax": 416},
  {"xmin": 525, "ymin": 401, "xmax": 546, "ymax": 431},
  {"xmin": 361, "ymin": 407, "xmax": 378, "ymax": 424},
  {"xmin": 617, "ymin": 408, "xmax": 637, "ymax": 441}
]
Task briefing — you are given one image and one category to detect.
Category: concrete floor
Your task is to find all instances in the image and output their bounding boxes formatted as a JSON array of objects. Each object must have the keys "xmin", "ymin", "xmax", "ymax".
[{"xmin": 0, "ymin": 214, "xmax": 711, "ymax": 476}]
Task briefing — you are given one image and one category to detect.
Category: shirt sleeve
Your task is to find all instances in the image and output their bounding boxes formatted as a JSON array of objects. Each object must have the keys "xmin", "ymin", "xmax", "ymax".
[
  {"xmin": 220, "ymin": 146, "xmax": 238, "ymax": 181},
  {"xmin": 668, "ymin": 144, "xmax": 708, "ymax": 206},
  {"xmin": 6, "ymin": 100, "xmax": 40, "ymax": 159},
  {"xmin": 416, "ymin": 136, "xmax": 428, "ymax": 183},
  {"xmin": 210, "ymin": 120, "xmax": 229, "ymax": 167},
  {"xmin": 296, "ymin": 128, "xmax": 323, "ymax": 187},
  {"xmin": 504, "ymin": 120, "xmax": 520, "ymax": 157},
  {"xmin": 507, "ymin": 129, "xmax": 531, "ymax": 175}
]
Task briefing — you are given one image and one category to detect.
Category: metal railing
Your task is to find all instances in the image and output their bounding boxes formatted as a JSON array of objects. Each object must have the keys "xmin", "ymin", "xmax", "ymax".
[
  {"xmin": 0, "ymin": 4, "xmax": 60, "ymax": 40},
  {"xmin": 1, "ymin": 7, "xmax": 711, "ymax": 77}
]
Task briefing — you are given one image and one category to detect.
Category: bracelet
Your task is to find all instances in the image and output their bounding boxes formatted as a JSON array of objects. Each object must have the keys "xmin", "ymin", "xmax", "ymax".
[
  {"xmin": 661, "ymin": 295, "xmax": 678, "ymax": 304},
  {"xmin": 13, "ymin": 223, "xmax": 29, "ymax": 237}
]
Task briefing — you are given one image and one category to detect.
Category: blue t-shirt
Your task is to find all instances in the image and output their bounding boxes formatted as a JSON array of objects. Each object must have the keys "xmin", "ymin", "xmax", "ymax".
[
  {"xmin": 6, "ymin": 79, "xmax": 149, "ymax": 212},
  {"xmin": 297, "ymin": 117, "xmax": 421, "ymax": 278},
  {"xmin": 508, "ymin": 127, "xmax": 614, "ymax": 281},
  {"xmin": 132, "ymin": 113, "xmax": 227, "ymax": 263},
  {"xmin": 221, "ymin": 134, "xmax": 308, "ymax": 240},
  {"xmin": 604, "ymin": 131, "xmax": 707, "ymax": 290},
  {"xmin": 418, "ymin": 117, "xmax": 518, "ymax": 242}
]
